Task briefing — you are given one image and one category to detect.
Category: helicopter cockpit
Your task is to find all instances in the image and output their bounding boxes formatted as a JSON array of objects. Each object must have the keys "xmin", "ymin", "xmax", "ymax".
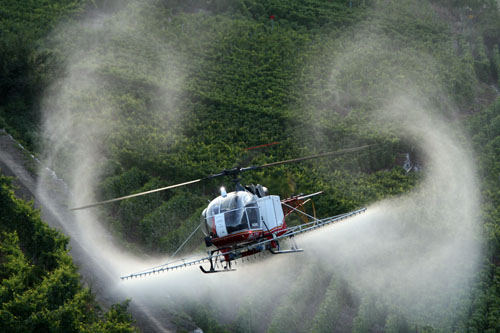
[{"xmin": 201, "ymin": 190, "xmax": 261, "ymax": 238}]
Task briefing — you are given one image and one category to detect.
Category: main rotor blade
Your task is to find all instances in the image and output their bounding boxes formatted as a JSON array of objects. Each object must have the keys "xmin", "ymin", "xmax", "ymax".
[
  {"xmin": 241, "ymin": 144, "xmax": 373, "ymax": 172},
  {"xmin": 70, "ymin": 178, "xmax": 202, "ymax": 211},
  {"xmin": 71, "ymin": 144, "xmax": 373, "ymax": 211}
]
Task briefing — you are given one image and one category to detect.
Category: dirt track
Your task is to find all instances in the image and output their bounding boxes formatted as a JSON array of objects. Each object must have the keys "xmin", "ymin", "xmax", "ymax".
[{"xmin": 0, "ymin": 129, "xmax": 175, "ymax": 332}]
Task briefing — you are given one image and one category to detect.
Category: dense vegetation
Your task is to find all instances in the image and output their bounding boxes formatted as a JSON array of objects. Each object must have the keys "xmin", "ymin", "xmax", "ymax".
[
  {"xmin": 0, "ymin": 175, "xmax": 136, "ymax": 331},
  {"xmin": 0, "ymin": 0, "xmax": 499, "ymax": 331},
  {"xmin": 466, "ymin": 98, "xmax": 500, "ymax": 332}
]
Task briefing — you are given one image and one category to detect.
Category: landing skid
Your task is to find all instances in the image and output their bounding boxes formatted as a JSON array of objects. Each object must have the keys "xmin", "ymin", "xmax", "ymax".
[
  {"xmin": 199, "ymin": 237, "xmax": 305, "ymax": 273},
  {"xmin": 268, "ymin": 248, "xmax": 304, "ymax": 254},
  {"xmin": 199, "ymin": 266, "xmax": 235, "ymax": 274}
]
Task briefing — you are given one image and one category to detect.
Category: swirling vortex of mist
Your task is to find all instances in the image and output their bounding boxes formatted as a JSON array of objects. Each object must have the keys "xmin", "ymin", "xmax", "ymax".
[
  {"xmin": 34, "ymin": 1, "xmax": 482, "ymax": 331},
  {"xmin": 296, "ymin": 1, "xmax": 482, "ymax": 326},
  {"xmin": 302, "ymin": 95, "xmax": 481, "ymax": 327}
]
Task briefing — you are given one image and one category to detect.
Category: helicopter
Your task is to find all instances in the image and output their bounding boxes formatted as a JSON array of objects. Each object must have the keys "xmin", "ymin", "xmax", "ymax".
[{"xmin": 71, "ymin": 145, "xmax": 372, "ymax": 279}]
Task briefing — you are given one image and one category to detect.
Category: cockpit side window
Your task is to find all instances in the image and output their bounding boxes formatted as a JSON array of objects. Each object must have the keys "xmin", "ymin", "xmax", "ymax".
[{"xmin": 246, "ymin": 206, "xmax": 260, "ymax": 229}]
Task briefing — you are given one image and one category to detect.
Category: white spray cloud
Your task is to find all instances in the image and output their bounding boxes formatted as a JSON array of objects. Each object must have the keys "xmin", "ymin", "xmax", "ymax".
[
  {"xmin": 301, "ymin": 95, "xmax": 481, "ymax": 326},
  {"xmin": 36, "ymin": 2, "xmax": 188, "ymax": 331}
]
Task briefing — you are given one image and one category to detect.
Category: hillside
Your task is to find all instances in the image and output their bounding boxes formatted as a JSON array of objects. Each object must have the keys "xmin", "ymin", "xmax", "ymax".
[
  {"xmin": 0, "ymin": 0, "xmax": 499, "ymax": 331},
  {"xmin": 0, "ymin": 172, "xmax": 136, "ymax": 331}
]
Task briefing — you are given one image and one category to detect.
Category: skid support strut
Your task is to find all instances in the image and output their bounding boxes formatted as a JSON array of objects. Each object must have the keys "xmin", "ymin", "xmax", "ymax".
[
  {"xmin": 200, "ymin": 250, "xmax": 235, "ymax": 274},
  {"xmin": 268, "ymin": 238, "xmax": 304, "ymax": 255}
]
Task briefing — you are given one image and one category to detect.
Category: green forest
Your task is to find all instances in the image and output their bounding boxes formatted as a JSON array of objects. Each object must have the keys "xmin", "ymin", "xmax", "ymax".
[{"xmin": 0, "ymin": 0, "xmax": 499, "ymax": 331}]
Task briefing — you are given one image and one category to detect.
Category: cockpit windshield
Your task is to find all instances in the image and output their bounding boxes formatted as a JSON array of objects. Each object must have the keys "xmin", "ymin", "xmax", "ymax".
[{"xmin": 202, "ymin": 191, "xmax": 260, "ymax": 237}]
